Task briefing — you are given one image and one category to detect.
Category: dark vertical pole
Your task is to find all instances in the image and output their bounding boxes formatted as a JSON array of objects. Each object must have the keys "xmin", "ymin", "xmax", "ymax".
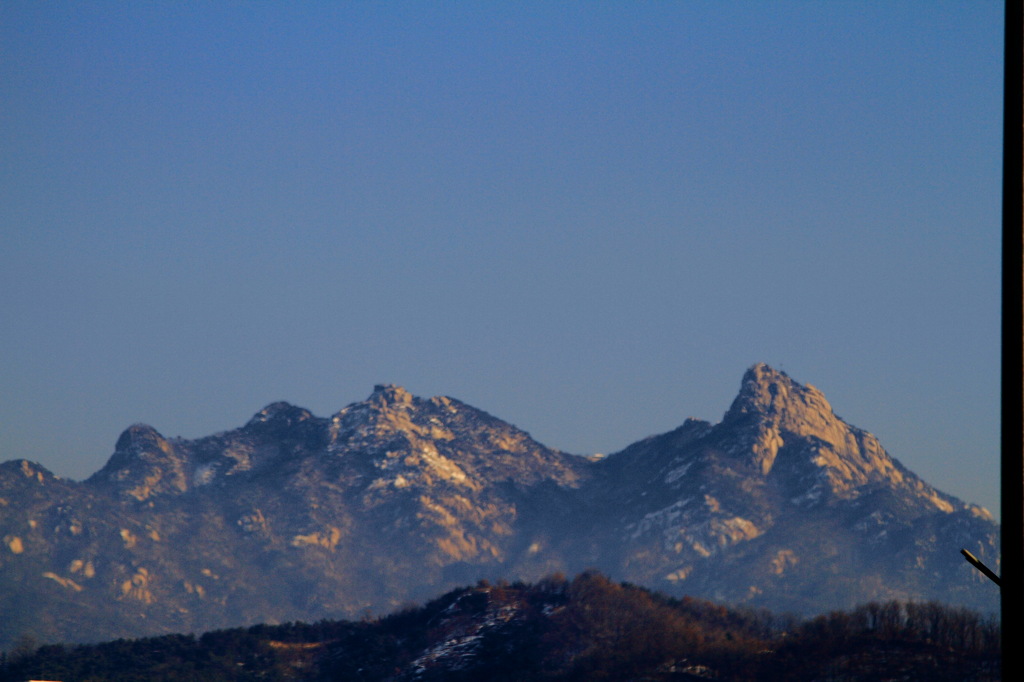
[{"xmin": 1003, "ymin": 1, "xmax": 1023, "ymax": 678}]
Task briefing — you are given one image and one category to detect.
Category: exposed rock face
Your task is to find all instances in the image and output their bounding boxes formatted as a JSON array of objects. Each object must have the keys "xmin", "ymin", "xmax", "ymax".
[
  {"xmin": 586, "ymin": 365, "xmax": 996, "ymax": 613},
  {"xmin": 0, "ymin": 365, "xmax": 1000, "ymax": 649},
  {"xmin": 722, "ymin": 364, "xmax": 921, "ymax": 492},
  {"xmin": 89, "ymin": 424, "xmax": 189, "ymax": 501}
]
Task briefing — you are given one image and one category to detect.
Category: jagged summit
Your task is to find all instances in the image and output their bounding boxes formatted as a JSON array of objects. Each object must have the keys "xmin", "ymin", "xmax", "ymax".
[
  {"xmin": 113, "ymin": 423, "xmax": 168, "ymax": 454},
  {"xmin": 720, "ymin": 364, "xmax": 967, "ymax": 516},
  {"xmin": 242, "ymin": 388, "xmax": 415, "ymax": 438},
  {"xmin": 245, "ymin": 401, "xmax": 315, "ymax": 429},
  {"xmin": 326, "ymin": 384, "xmax": 586, "ymax": 494},
  {"xmin": 89, "ymin": 423, "xmax": 188, "ymax": 500},
  {"xmin": 716, "ymin": 364, "xmax": 887, "ymax": 481},
  {"xmin": 370, "ymin": 383, "xmax": 414, "ymax": 404},
  {"xmin": 327, "ymin": 385, "xmax": 419, "ymax": 435},
  {"xmin": 724, "ymin": 363, "xmax": 832, "ymax": 422}
]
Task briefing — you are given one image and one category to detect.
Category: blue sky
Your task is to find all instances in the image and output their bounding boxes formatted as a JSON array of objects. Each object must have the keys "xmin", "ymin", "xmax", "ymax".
[{"xmin": 0, "ymin": 2, "xmax": 1004, "ymax": 518}]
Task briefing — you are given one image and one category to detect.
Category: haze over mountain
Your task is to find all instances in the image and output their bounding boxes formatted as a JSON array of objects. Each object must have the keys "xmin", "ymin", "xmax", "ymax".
[{"xmin": 0, "ymin": 364, "xmax": 998, "ymax": 649}]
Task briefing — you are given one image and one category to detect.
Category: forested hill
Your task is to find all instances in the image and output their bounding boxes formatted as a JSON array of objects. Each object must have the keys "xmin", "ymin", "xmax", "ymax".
[{"xmin": 1, "ymin": 571, "xmax": 1000, "ymax": 682}]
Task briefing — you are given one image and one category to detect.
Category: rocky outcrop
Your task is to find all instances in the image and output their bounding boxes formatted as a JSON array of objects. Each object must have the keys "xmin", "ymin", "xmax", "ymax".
[{"xmin": 87, "ymin": 425, "xmax": 189, "ymax": 501}]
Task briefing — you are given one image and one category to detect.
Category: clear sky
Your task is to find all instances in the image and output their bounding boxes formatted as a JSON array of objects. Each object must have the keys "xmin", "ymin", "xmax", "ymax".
[{"xmin": 0, "ymin": 2, "xmax": 1004, "ymax": 518}]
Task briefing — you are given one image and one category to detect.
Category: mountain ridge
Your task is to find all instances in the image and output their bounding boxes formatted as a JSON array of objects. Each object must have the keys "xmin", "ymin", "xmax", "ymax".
[{"xmin": 0, "ymin": 364, "xmax": 999, "ymax": 649}]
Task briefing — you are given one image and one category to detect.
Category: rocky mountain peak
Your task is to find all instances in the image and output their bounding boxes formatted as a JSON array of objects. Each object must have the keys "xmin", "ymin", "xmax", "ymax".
[
  {"xmin": 717, "ymin": 364, "xmax": 842, "ymax": 476},
  {"xmin": 722, "ymin": 364, "xmax": 848, "ymax": 449},
  {"xmin": 113, "ymin": 423, "xmax": 169, "ymax": 455},
  {"xmin": 245, "ymin": 401, "xmax": 315, "ymax": 429},
  {"xmin": 725, "ymin": 363, "xmax": 833, "ymax": 423},
  {"xmin": 327, "ymin": 385, "xmax": 418, "ymax": 435},
  {"xmin": 88, "ymin": 424, "xmax": 188, "ymax": 500},
  {"xmin": 370, "ymin": 383, "xmax": 414, "ymax": 407},
  {"xmin": 714, "ymin": 365, "xmax": 963, "ymax": 512}
]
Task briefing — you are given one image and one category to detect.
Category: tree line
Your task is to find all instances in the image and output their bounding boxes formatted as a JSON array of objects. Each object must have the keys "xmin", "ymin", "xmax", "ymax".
[{"xmin": 1, "ymin": 571, "xmax": 1000, "ymax": 681}]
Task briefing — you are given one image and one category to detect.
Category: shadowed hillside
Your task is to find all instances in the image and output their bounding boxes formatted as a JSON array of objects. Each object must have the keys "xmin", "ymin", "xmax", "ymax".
[{"xmin": 0, "ymin": 571, "xmax": 1000, "ymax": 682}]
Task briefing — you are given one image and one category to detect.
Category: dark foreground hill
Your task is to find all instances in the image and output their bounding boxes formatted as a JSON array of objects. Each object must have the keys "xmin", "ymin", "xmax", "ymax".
[
  {"xmin": 1, "ymin": 572, "xmax": 1000, "ymax": 682},
  {"xmin": 0, "ymin": 364, "xmax": 999, "ymax": 649}
]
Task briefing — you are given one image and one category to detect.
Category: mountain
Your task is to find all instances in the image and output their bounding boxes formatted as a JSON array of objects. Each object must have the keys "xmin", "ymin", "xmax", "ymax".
[
  {"xmin": 0, "ymin": 365, "xmax": 999, "ymax": 649},
  {"xmin": 583, "ymin": 364, "xmax": 998, "ymax": 611}
]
